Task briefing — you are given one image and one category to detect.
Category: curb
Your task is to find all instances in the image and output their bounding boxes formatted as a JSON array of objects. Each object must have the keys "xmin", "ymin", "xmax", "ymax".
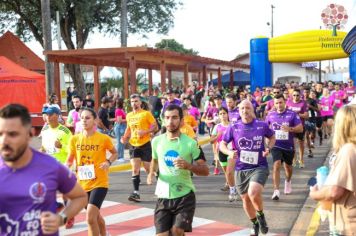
[{"xmin": 108, "ymin": 137, "xmax": 211, "ymax": 173}]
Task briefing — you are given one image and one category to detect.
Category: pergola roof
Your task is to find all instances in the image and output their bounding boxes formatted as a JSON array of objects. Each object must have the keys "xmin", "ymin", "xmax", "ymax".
[{"xmin": 44, "ymin": 46, "xmax": 249, "ymax": 72}]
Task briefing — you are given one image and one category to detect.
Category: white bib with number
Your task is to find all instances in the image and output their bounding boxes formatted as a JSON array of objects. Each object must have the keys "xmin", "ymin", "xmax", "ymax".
[
  {"xmin": 335, "ymin": 99, "xmax": 340, "ymax": 104},
  {"xmin": 155, "ymin": 179, "xmax": 169, "ymax": 198},
  {"xmin": 240, "ymin": 150, "xmax": 259, "ymax": 165},
  {"xmin": 322, "ymin": 106, "xmax": 329, "ymax": 111},
  {"xmin": 275, "ymin": 130, "xmax": 289, "ymax": 140},
  {"xmin": 348, "ymin": 96, "xmax": 353, "ymax": 102},
  {"xmin": 78, "ymin": 165, "xmax": 95, "ymax": 180}
]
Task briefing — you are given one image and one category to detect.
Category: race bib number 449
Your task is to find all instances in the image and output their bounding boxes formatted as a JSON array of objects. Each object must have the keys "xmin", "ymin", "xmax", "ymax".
[
  {"xmin": 240, "ymin": 151, "xmax": 259, "ymax": 165},
  {"xmin": 78, "ymin": 165, "xmax": 95, "ymax": 180}
]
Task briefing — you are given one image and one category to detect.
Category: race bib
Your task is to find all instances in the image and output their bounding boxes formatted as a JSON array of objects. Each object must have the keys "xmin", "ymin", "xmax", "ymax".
[
  {"xmin": 240, "ymin": 150, "xmax": 259, "ymax": 165},
  {"xmin": 275, "ymin": 130, "xmax": 289, "ymax": 140},
  {"xmin": 335, "ymin": 99, "xmax": 340, "ymax": 104},
  {"xmin": 348, "ymin": 96, "xmax": 353, "ymax": 102},
  {"xmin": 308, "ymin": 110, "xmax": 313, "ymax": 117},
  {"xmin": 46, "ymin": 145, "xmax": 57, "ymax": 155},
  {"xmin": 155, "ymin": 179, "xmax": 169, "ymax": 198},
  {"xmin": 322, "ymin": 106, "xmax": 329, "ymax": 111},
  {"xmin": 78, "ymin": 165, "xmax": 95, "ymax": 180}
]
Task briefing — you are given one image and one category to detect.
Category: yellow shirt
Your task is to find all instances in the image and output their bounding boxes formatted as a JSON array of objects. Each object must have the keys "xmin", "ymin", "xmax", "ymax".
[
  {"xmin": 126, "ymin": 109, "xmax": 156, "ymax": 147},
  {"xmin": 69, "ymin": 132, "xmax": 114, "ymax": 192},
  {"xmin": 180, "ymin": 123, "xmax": 196, "ymax": 139},
  {"xmin": 184, "ymin": 115, "xmax": 198, "ymax": 130}
]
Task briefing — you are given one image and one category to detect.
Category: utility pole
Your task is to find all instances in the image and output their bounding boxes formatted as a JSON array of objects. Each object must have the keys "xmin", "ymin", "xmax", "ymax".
[
  {"xmin": 41, "ymin": 0, "xmax": 54, "ymax": 96},
  {"xmin": 271, "ymin": 5, "xmax": 275, "ymax": 38},
  {"xmin": 120, "ymin": 0, "xmax": 128, "ymax": 47}
]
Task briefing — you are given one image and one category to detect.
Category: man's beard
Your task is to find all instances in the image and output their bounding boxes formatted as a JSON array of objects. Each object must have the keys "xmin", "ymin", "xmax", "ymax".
[
  {"xmin": 167, "ymin": 126, "xmax": 180, "ymax": 134},
  {"xmin": 1, "ymin": 144, "xmax": 27, "ymax": 163}
]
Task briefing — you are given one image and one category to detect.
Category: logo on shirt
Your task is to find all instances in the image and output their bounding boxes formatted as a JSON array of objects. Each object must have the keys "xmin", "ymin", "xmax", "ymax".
[
  {"xmin": 164, "ymin": 150, "xmax": 179, "ymax": 167},
  {"xmin": 0, "ymin": 214, "xmax": 19, "ymax": 236},
  {"xmin": 29, "ymin": 182, "xmax": 47, "ymax": 204},
  {"xmin": 238, "ymin": 137, "xmax": 253, "ymax": 150}
]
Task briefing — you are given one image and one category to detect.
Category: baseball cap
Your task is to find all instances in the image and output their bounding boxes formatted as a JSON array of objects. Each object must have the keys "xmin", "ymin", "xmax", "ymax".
[
  {"xmin": 42, "ymin": 106, "xmax": 61, "ymax": 115},
  {"xmin": 166, "ymin": 88, "xmax": 174, "ymax": 94},
  {"xmin": 214, "ymin": 94, "xmax": 223, "ymax": 100}
]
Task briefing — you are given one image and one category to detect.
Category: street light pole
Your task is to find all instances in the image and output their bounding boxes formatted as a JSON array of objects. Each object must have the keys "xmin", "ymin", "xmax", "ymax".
[{"xmin": 271, "ymin": 4, "xmax": 275, "ymax": 38}]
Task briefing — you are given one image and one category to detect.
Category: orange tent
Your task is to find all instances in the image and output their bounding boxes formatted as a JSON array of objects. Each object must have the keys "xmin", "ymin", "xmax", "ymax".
[{"xmin": 0, "ymin": 56, "xmax": 46, "ymax": 112}]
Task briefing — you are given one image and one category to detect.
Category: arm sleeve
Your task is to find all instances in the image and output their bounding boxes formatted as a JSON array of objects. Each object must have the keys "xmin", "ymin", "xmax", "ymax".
[
  {"xmin": 222, "ymin": 125, "xmax": 233, "ymax": 143},
  {"xmin": 264, "ymin": 122, "xmax": 274, "ymax": 138},
  {"xmin": 57, "ymin": 163, "xmax": 77, "ymax": 194},
  {"xmin": 68, "ymin": 136, "xmax": 76, "ymax": 156},
  {"xmin": 152, "ymin": 137, "xmax": 158, "ymax": 160},
  {"xmin": 191, "ymin": 140, "xmax": 201, "ymax": 160}
]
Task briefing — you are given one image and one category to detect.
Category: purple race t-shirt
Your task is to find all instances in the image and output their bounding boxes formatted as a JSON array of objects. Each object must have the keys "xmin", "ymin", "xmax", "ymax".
[
  {"xmin": 228, "ymin": 107, "xmax": 240, "ymax": 124},
  {"xmin": 0, "ymin": 150, "xmax": 77, "ymax": 236},
  {"xmin": 265, "ymin": 109, "xmax": 302, "ymax": 151},
  {"xmin": 222, "ymin": 119, "xmax": 274, "ymax": 171},
  {"xmin": 205, "ymin": 106, "xmax": 219, "ymax": 128}
]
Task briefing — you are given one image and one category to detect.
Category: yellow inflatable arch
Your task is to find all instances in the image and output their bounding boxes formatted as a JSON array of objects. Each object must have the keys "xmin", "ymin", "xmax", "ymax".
[{"xmin": 268, "ymin": 30, "xmax": 348, "ymax": 62}]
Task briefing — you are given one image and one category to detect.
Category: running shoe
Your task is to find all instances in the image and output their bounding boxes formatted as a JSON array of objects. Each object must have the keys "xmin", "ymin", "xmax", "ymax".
[
  {"xmin": 319, "ymin": 138, "xmax": 323, "ymax": 146},
  {"xmin": 65, "ymin": 217, "xmax": 75, "ymax": 229},
  {"xmin": 128, "ymin": 192, "xmax": 141, "ymax": 202},
  {"xmin": 213, "ymin": 167, "xmax": 220, "ymax": 175},
  {"xmin": 284, "ymin": 180, "xmax": 292, "ymax": 194},
  {"xmin": 310, "ymin": 142, "xmax": 315, "ymax": 148},
  {"xmin": 220, "ymin": 184, "xmax": 229, "ymax": 192},
  {"xmin": 308, "ymin": 150, "xmax": 313, "ymax": 158},
  {"xmin": 117, "ymin": 158, "xmax": 125, "ymax": 163},
  {"xmin": 271, "ymin": 189, "xmax": 280, "ymax": 201},
  {"xmin": 299, "ymin": 162, "xmax": 305, "ymax": 168},
  {"xmin": 250, "ymin": 223, "xmax": 259, "ymax": 236},
  {"xmin": 56, "ymin": 202, "xmax": 64, "ymax": 213},
  {"xmin": 256, "ymin": 213, "xmax": 269, "ymax": 234},
  {"xmin": 324, "ymin": 134, "xmax": 328, "ymax": 139},
  {"xmin": 228, "ymin": 192, "xmax": 238, "ymax": 202}
]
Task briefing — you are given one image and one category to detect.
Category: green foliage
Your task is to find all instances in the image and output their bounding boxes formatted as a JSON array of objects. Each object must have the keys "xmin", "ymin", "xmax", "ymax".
[
  {"xmin": 0, "ymin": 0, "xmax": 182, "ymax": 48},
  {"xmin": 155, "ymin": 39, "xmax": 199, "ymax": 55}
]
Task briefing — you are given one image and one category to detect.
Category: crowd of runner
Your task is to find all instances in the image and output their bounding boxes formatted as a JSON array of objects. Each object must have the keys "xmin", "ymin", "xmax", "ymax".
[{"xmin": 0, "ymin": 78, "xmax": 355, "ymax": 236}]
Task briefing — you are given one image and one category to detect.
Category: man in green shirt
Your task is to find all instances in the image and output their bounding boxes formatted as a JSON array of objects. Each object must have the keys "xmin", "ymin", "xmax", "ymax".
[
  {"xmin": 41, "ymin": 106, "xmax": 72, "ymax": 164},
  {"xmin": 147, "ymin": 104, "xmax": 209, "ymax": 236}
]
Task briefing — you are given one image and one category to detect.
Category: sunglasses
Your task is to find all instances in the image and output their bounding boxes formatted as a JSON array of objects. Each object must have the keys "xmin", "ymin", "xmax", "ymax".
[{"xmin": 293, "ymin": 95, "xmax": 300, "ymax": 97}]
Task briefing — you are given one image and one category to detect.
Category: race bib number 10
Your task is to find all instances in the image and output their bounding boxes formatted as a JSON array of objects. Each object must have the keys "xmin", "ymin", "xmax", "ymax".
[
  {"xmin": 240, "ymin": 151, "xmax": 259, "ymax": 165},
  {"xmin": 78, "ymin": 165, "xmax": 95, "ymax": 180}
]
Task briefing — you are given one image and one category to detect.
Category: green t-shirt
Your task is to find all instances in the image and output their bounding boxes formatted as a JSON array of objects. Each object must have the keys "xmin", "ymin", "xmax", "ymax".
[
  {"xmin": 41, "ymin": 124, "xmax": 72, "ymax": 164},
  {"xmin": 152, "ymin": 133, "xmax": 200, "ymax": 199}
]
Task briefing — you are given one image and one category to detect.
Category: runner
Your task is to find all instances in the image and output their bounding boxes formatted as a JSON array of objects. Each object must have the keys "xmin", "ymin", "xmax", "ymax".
[
  {"xmin": 311, "ymin": 90, "xmax": 324, "ymax": 145},
  {"xmin": 121, "ymin": 94, "xmax": 157, "ymax": 202},
  {"xmin": 286, "ymin": 89, "xmax": 308, "ymax": 168},
  {"xmin": 114, "ymin": 98, "xmax": 127, "ymax": 162},
  {"xmin": 210, "ymin": 107, "xmax": 231, "ymax": 192},
  {"xmin": 344, "ymin": 79, "xmax": 355, "ymax": 103},
  {"xmin": 303, "ymin": 88, "xmax": 319, "ymax": 158},
  {"xmin": 220, "ymin": 100, "xmax": 275, "ymax": 235},
  {"xmin": 147, "ymin": 104, "xmax": 209, "ymax": 236},
  {"xmin": 319, "ymin": 88, "xmax": 335, "ymax": 139},
  {"xmin": 225, "ymin": 93, "xmax": 240, "ymax": 124},
  {"xmin": 40, "ymin": 106, "xmax": 75, "ymax": 228},
  {"xmin": 266, "ymin": 94, "xmax": 303, "ymax": 200},
  {"xmin": 0, "ymin": 104, "xmax": 87, "ymax": 235},
  {"xmin": 97, "ymin": 97, "xmax": 112, "ymax": 135},
  {"xmin": 66, "ymin": 107, "xmax": 118, "ymax": 236},
  {"xmin": 66, "ymin": 95, "xmax": 83, "ymax": 131}
]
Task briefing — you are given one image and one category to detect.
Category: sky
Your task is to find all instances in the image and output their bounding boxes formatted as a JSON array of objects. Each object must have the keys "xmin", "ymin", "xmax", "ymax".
[{"xmin": 27, "ymin": 0, "xmax": 356, "ymax": 69}]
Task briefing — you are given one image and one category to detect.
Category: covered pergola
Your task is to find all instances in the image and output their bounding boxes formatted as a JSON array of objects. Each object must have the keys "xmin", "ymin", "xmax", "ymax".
[{"xmin": 45, "ymin": 47, "xmax": 249, "ymax": 111}]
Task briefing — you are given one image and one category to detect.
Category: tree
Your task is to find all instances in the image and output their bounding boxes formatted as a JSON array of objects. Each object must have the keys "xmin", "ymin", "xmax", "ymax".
[
  {"xmin": 155, "ymin": 39, "xmax": 199, "ymax": 55},
  {"xmin": 0, "ymin": 0, "xmax": 182, "ymax": 97}
]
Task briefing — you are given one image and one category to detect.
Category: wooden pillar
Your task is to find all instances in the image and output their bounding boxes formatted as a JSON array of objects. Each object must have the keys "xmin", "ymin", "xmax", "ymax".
[
  {"xmin": 160, "ymin": 60, "xmax": 166, "ymax": 92},
  {"xmin": 198, "ymin": 71, "xmax": 202, "ymax": 87},
  {"xmin": 129, "ymin": 56, "xmax": 137, "ymax": 94},
  {"xmin": 148, "ymin": 69, "xmax": 153, "ymax": 95},
  {"xmin": 230, "ymin": 69, "xmax": 234, "ymax": 90},
  {"xmin": 53, "ymin": 62, "xmax": 61, "ymax": 108},
  {"xmin": 184, "ymin": 64, "xmax": 189, "ymax": 90},
  {"xmin": 123, "ymin": 68, "xmax": 129, "ymax": 99},
  {"xmin": 202, "ymin": 66, "xmax": 207, "ymax": 87},
  {"xmin": 210, "ymin": 72, "xmax": 213, "ymax": 82},
  {"xmin": 168, "ymin": 70, "xmax": 172, "ymax": 89},
  {"xmin": 218, "ymin": 67, "xmax": 222, "ymax": 90},
  {"xmin": 93, "ymin": 66, "xmax": 100, "ymax": 111}
]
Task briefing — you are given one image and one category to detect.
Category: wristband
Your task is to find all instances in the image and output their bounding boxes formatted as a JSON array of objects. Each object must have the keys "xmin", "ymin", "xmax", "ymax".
[{"xmin": 106, "ymin": 159, "xmax": 112, "ymax": 166}]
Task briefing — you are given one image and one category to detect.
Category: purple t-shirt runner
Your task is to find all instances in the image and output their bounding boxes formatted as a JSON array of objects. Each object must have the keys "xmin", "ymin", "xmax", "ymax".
[
  {"xmin": 205, "ymin": 106, "xmax": 219, "ymax": 128},
  {"xmin": 0, "ymin": 149, "xmax": 77, "ymax": 236},
  {"xmin": 265, "ymin": 109, "xmax": 302, "ymax": 151},
  {"xmin": 223, "ymin": 119, "xmax": 274, "ymax": 171},
  {"xmin": 162, "ymin": 98, "xmax": 182, "ymax": 113},
  {"xmin": 228, "ymin": 107, "xmax": 240, "ymax": 124}
]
